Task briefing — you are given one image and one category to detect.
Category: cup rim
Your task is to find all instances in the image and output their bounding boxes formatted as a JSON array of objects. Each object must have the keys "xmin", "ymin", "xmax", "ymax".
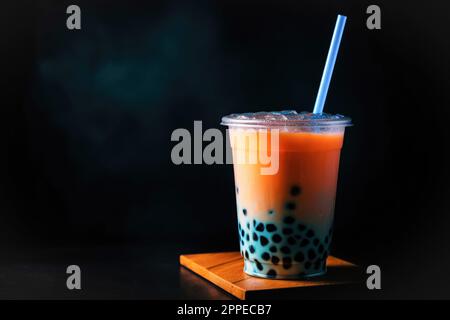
[{"xmin": 221, "ymin": 111, "xmax": 352, "ymax": 128}]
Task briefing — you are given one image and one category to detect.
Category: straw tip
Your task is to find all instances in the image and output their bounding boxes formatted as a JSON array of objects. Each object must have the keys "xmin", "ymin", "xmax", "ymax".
[{"xmin": 337, "ymin": 14, "xmax": 347, "ymax": 20}]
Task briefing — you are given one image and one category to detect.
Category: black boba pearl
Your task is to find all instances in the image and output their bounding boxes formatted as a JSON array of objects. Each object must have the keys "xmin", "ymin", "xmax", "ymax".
[
  {"xmin": 238, "ymin": 223, "xmax": 241, "ymax": 230},
  {"xmin": 314, "ymin": 259, "xmax": 322, "ymax": 270},
  {"xmin": 267, "ymin": 269, "xmax": 277, "ymax": 277},
  {"xmin": 287, "ymin": 236, "xmax": 296, "ymax": 245},
  {"xmin": 253, "ymin": 233, "xmax": 259, "ymax": 241},
  {"xmin": 290, "ymin": 185, "xmax": 301, "ymax": 196},
  {"xmin": 285, "ymin": 202, "xmax": 296, "ymax": 210},
  {"xmin": 282, "ymin": 257, "xmax": 292, "ymax": 269},
  {"xmin": 283, "ymin": 216, "xmax": 295, "ymax": 224},
  {"xmin": 266, "ymin": 224, "xmax": 277, "ymax": 232},
  {"xmin": 271, "ymin": 256, "xmax": 280, "ymax": 264},
  {"xmin": 269, "ymin": 246, "xmax": 277, "ymax": 253},
  {"xmin": 241, "ymin": 229, "xmax": 245, "ymax": 237},
  {"xmin": 297, "ymin": 223, "xmax": 306, "ymax": 232},
  {"xmin": 260, "ymin": 236, "xmax": 269, "ymax": 246},
  {"xmin": 318, "ymin": 244, "xmax": 324, "ymax": 254},
  {"xmin": 294, "ymin": 252, "xmax": 305, "ymax": 263},
  {"xmin": 280, "ymin": 246, "xmax": 291, "ymax": 254},
  {"xmin": 255, "ymin": 259, "xmax": 263, "ymax": 271},
  {"xmin": 243, "ymin": 208, "xmax": 247, "ymax": 215},
  {"xmin": 282, "ymin": 228, "xmax": 293, "ymax": 235},
  {"xmin": 244, "ymin": 250, "xmax": 249, "ymax": 259},
  {"xmin": 294, "ymin": 235, "xmax": 302, "ymax": 240},
  {"xmin": 300, "ymin": 239, "xmax": 310, "ymax": 247},
  {"xmin": 246, "ymin": 222, "xmax": 250, "ymax": 230},
  {"xmin": 253, "ymin": 219, "xmax": 256, "ymax": 226},
  {"xmin": 249, "ymin": 245, "xmax": 255, "ymax": 254},
  {"xmin": 308, "ymin": 249, "xmax": 316, "ymax": 260},
  {"xmin": 272, "ymin": 234, "xmax": 282, "ymax": 243},
  {"xmin": 256, "ymin": 223, "xmax": 264, "ymax": 232},
  {"xmin": 305, "ymin": 261, "xmax": 312, "ymax": 269},
  {"xmin": 268, "ymin": 210, "xmax": 274, "ymax": 215},
  {"xmin": 306, "ymin": 230, "xmax": 315, "ymax": 238},
  {"xmin": 313, "ymin": 238, "xmax": 319, "ymax": 246},
  {"xmin": 261, "ymin": 252, "xmax": 270, "ymax": 261},
  {"xmin": 246, "ymin": 234, "xmax": 250, "ymax": 241},
  {"xmin": 241, "ymin": 240, "xmax": 244, "ymax": 246}
]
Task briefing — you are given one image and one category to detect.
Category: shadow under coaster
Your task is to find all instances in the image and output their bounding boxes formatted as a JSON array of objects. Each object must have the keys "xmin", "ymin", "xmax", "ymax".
[{"xmin": 179, "ymin": 252, "xmax": 361, "ymax": 300}]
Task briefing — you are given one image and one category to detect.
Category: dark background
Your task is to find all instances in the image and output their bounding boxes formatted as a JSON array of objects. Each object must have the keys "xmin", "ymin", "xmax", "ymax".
[{"xmin": 1, "ymin": 0, "xmax": 450, "ymax": 299}]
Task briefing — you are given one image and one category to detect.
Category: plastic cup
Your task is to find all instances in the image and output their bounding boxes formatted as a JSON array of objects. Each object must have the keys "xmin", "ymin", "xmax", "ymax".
[{"xmin": 222, "ymin": 111, "xmax": 351, "ymax": 279}]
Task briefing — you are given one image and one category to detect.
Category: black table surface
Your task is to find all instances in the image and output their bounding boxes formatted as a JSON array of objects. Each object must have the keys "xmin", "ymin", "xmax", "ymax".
[{"xmin": 0, "ymin": 241, "xmax": 376, "ymax": 300}]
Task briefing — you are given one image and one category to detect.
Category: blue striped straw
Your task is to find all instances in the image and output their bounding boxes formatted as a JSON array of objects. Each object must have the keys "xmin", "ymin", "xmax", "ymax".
[{"xmin": 313, "ymin": 15, "xmax": 347, "ymax": 114}]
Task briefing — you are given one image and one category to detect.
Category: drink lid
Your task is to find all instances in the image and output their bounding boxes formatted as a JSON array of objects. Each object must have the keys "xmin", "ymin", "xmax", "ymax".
[{"xmin": 221, "ymin": 110, "xmax": 352, "ymax": 128}]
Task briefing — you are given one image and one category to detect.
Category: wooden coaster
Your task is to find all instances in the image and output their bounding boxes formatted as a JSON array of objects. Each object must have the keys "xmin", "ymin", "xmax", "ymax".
[{"xmin": 180, "ymin": 252, "xmax": 359, "ymax": 300}]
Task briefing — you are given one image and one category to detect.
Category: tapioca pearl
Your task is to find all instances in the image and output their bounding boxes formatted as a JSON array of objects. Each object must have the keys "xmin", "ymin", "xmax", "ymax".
[
  {"xmin": 261, "ymin": 252, "xmax": 270, "ymax": 261},
  {"xmin": 244, "ymin": 250, "xmax": 249, "ymax": 259},
  {"xmin": 308, "ymin": 249, "xmax": 317, "ymax": 260},
  {"xmin": 246, "ymin": 234, "xmax": 250, "ymax": 242},
  {"xmin": 297, "ymin": 223, "xmax": 306, "ymax": 232},
  {"xmin": 282, "ymin": 257, "xmax": 292, "ymax": 269},
  {"xmin": 282, "ymin": 227, "xmax": 293, "ymax": 235},
  {"xmin": 238, "ymin": 223, "xmax": 241, "ymax": 230},
  {"xmin": 305, "ymin": 261, "xmax": 312, "ymax": 269},
  {"xmin": 249, "ymin": 245, "xmax": 255, "ymax": 254},
  {"xmin": 306, "ymin": 229, "xmax": 315, "ymax": 238},
  {"xmin": 256, "ymin": 223, "xmax": 264, "ymax": 232},
  {"xmin": 283, "ymin": 216, "xmax": 295, "ymax": 224},
  {"xmin": 300, "ymin": 239, "xmax": 310, "ymax": 247},
  {"xmin": 268, "ymin": 209, "xmax": 274, "ymax": 215},
  {"xmin": 294, "ymin": 234, "xmax": 302, "ymax": 240},
  {"xmin": 290, "ymin": 185, "xmax": 301, "ymax": 196},
  {"xmin": 272, "ymin": 234, "xmax": 282, "ymax": 243},
  {"xmin": 253, "ymin": 219, "xmax": 256, "ymax": 227},
  {"xmin": 246, "ymin": 222, "xmax": 250, "ymax": 230},
  {"xmin": 287, "ymin": 236, "xmax": 296, "ymax": 245},
  {"xmin": 266, "ymin": 224, "xmax": 277, "ymax": 232},
  {"xmin": 280, "ymin": 246, "xmax": 291, "ymax": 254},
  {"xmin": 243, "ymin": 208, "xmax": 247, "ymax": 216},
  {"xmin": 313, "ymin": 238, "xmax": 319, "ymax": 246},
  {"xmin": 267, "ymin": 269, "xmax": 277, "ymax": 278},
  {"xmin": 271, "ymin": 256, "xmax": 280, "ymax": 265},
  {"xmin": 269, "ymin": 246, "xmax": 277, "ymax": 253},
  {"xmin": 253, "ymin": 233, "xmax": 259, "ymax": 241},
  {"xmin": 241, "ymin": 240, "xmax": 244, "ymax": 246},
  {"xmin": 255, "ymin": 259, "xmax": 263, "ymax": 271},
  {"xmin": 318, "ymin": 244, "xmax": 324, "ymax": 254},
  {"xmin": 260, "ymin": 236, "xmax": 269, "ymax": 246},
  {"xmin": 294, "ymin": 252, "xmax": 305, "ymax": 263},
  {"xmin": 241, "ymin": 229, "xmax": 245, "ymax": 238},
  {"xmin": 314, "ymin": 259, "xmax": 322, "ymax": 270},
  {"xmin": 285, "ymin": 202, "xmax": 296, "ymax": 210}
]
